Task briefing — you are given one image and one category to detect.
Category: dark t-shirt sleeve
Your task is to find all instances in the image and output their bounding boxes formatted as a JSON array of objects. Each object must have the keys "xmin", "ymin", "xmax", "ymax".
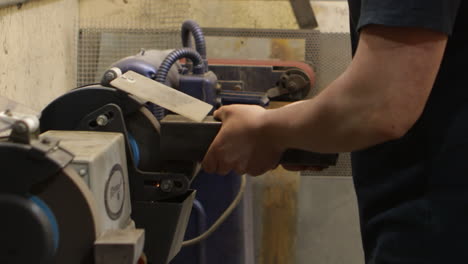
[{"xmin": 358, "ymin": 0, "xmax": 461, "ymax": 35}]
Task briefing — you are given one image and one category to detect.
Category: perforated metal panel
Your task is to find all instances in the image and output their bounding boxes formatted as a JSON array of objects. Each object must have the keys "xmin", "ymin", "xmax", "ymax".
[
  {"xmin": 77, "ymin": 3, "xmax": 357, "ymax": 264},
  {"xmin": 78, "ymin": 1, "xmax": 352, "ymax": 178},
  {"xmin": 301, "ymin": 33, "xmax": 352, "ymax": 177},
  {"xmin": 198, "ymin": 29, "xmax": 353, "ymax": 177},
  {"xmin": 78, "ymin": 0, "xmax": 191, "ymax": 86}
]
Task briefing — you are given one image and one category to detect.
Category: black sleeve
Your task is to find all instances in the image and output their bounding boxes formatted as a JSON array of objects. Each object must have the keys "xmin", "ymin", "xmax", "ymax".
[{"xmin": 358, "ymin": 0, "xmax": 461, "ymax": 35}]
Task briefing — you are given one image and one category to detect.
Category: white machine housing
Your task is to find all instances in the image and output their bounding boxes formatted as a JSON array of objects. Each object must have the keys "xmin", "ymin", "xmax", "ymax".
[{"xmin": 41, "ymin": 130, "xmax": 144, "ymax": 264}]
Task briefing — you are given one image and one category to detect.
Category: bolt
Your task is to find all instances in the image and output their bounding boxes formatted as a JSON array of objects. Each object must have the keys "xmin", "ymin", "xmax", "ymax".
[
  {"xmin": 234, "ymin": 84, "xmax": 242, "ymax": 91},
  {"xmin": 12, "ymin": 121, "xmax": 28, "ymax": 134},
  {"xmin": 104, "ymin": 71, "xmax": 117, "ymax": 81},
  {"xmin": 41, "ymin": 138, "xmax": 51, "ymax": 145},
  {"xmin": 160, "ymin": 179, "xmax": 174, "ymax": 193},
  {"xmin": 96, "ymin": 115, "xmax": 109, "ymax": 126},
  {"xmin": 79, "ymin": 169, "xmax": 88, "ymax": 177},
  {"xmin": 288, "ymin": 81, "xmax": 298, "ymax": 90}
]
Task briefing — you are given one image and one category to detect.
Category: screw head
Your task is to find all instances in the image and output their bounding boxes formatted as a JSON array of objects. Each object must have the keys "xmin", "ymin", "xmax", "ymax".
[
  {"xmin": 105, "ymin": 71, "xmax": 116, "ymax": 80},
  {"xmin": 79, "ymin": 169, "xmax": 88, "ymax": 177},
  {"xmin": 12, "ymin": 121, "xmax": 28, "ymax": 133},
  {"xmin": 96, "ymin": 115, "xmax": 109, "ymax": 126},
  {"xmin": 288, "ymin": 81, "xmax": 297, "ymax": 90},
  {"xmin": 160, "ymin": 179, "xmax": 174, "ymax": 193}
]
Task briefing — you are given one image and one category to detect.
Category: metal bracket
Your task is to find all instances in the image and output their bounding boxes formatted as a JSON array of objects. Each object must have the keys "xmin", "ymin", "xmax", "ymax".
[
  {"xmin": 76, "ymin": 103, "xmax": 190, "ymax": 201},
  {"xmin": 160, "ymin": 115, "xmax": 338, "ymax": 168},
  {"xmin": 0, "ymin": 109, "xmax": 40, "ymax": 144},
  {"xmin": 289, "ymin": 0, "xmax": 318, "ymax": 29}
]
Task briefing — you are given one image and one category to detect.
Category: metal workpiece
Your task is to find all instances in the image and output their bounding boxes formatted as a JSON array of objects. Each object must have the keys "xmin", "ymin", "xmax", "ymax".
[
  {"xmin": 110, "ymin": 71, "xmax": 213, "ymax": 122},
  {"xmin": 160, "ymin": 115, "xmax": 338, "ymax": 168}
]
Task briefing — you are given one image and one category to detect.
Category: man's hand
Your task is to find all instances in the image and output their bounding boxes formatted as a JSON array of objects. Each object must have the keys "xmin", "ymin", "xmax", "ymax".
[
  {"xmin": 203, "ymin": 25, "xmax": 448, "ymax": 175},
  {"xmin": 202, "ymin": 105, "xmax": 284, "ymax": 176}
]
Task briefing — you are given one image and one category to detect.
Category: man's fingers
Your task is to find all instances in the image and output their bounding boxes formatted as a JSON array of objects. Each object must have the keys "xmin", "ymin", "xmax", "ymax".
[
  {"xmin": 202, "ymin": 148, "xmax": 217, "ymax": 174},
  {"xmin": 213, "ymin": 106, "xmax": 228, "ymax": 121}
]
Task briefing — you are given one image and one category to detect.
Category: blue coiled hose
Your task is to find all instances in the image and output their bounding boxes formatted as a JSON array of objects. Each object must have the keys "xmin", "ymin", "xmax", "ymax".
[
  {"xmin": 152, "ymin": 48, "xmax": 206, "ymax": 120},
  {"xmin": 155, "ymin": 48, "xmax": 205, "ymax": 84},
  {"xmin": 181, "ymin": 20, "xmax": 207, "ymax": 60}
]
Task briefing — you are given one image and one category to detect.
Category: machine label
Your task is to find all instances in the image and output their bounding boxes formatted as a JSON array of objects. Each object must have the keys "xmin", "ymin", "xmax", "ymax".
[{"xmin": 105, "ymin": 164, "xmax": 125, "ymax": 220}]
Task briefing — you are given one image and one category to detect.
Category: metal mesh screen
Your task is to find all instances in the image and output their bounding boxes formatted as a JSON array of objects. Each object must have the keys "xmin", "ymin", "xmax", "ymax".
[
  {"xmin": 302, "ymin": 33, "xmax": 352, "ymax": 177},
  {"xmin": 77, "ymin": 2, "xmax": 352, "ymax": 177},
  {"xmin": 198, "ymin": 29, "xmax": 353, "ymax": 177},
  {"xmin": 201, "ymin": 29, "xmax": 351, "ymax": 94},
  {"xmin": 78, "ymin": 0, "xmax": 191, "ymax": 86}
]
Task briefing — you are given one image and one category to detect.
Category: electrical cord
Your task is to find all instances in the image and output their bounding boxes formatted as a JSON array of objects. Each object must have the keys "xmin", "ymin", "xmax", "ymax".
[{"xmin": 182, "ymin": 174, "xmax": 247, "ymax": 247}]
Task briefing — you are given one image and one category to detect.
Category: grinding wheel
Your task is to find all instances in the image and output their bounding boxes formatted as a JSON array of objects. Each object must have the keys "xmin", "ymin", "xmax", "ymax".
[
  {"xmin": 40, "ymin": 86, "xmax": 162, "ymax": 172},
  {"xmin": 37, "ymin": 167, "xmax": 100, "ymax": 264}
]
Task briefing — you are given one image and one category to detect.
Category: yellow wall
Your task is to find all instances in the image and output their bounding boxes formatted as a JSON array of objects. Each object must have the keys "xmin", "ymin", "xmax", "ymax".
[
  {"xmin": 0, "ymin": 0, "xmax": 78, "ymax": 111},
  {"xmin": 80, "ymin": 0, "xmax": 348, "ymax": 31}
]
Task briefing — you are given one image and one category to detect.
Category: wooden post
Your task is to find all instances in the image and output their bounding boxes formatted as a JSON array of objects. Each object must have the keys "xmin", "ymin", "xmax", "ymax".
[{"xmin": 259, "ymin": 167, "xmax": 300, "ymax": 264}]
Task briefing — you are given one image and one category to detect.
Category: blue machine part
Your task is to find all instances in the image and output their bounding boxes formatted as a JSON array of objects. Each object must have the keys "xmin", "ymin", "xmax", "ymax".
[
  {"xmin": 112, "ymin": 58, "xmax": 158, "ymax": 80},
  {"xmin": 30, "ymin": 196, "xmax": 60, "ymax": 252},
  {"xmin": 179, "ymin": 73, "xmax": 217, "ymax": 107},
  {"xmin": 103, "ymin": 49, "xmax": 181, "ymax": 90},
  {"xmin": 128, "ymin": 133, "xmax": 141, "ymax": 167}
]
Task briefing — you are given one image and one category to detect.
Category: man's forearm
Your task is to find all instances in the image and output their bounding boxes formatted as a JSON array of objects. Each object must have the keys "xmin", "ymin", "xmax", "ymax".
[
  {"xmin": 263, "ymin": 74, "xmax": 395, "ymax": 153},
  {"xmin": 262, "ymin": 26, "xmax": 447, "ymax": 154}
]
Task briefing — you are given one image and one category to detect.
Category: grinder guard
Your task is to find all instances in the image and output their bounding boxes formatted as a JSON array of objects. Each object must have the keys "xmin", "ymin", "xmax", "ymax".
[{"xmin": 40, "ymin": 85, "xmax": 196, "ymax": 264}]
